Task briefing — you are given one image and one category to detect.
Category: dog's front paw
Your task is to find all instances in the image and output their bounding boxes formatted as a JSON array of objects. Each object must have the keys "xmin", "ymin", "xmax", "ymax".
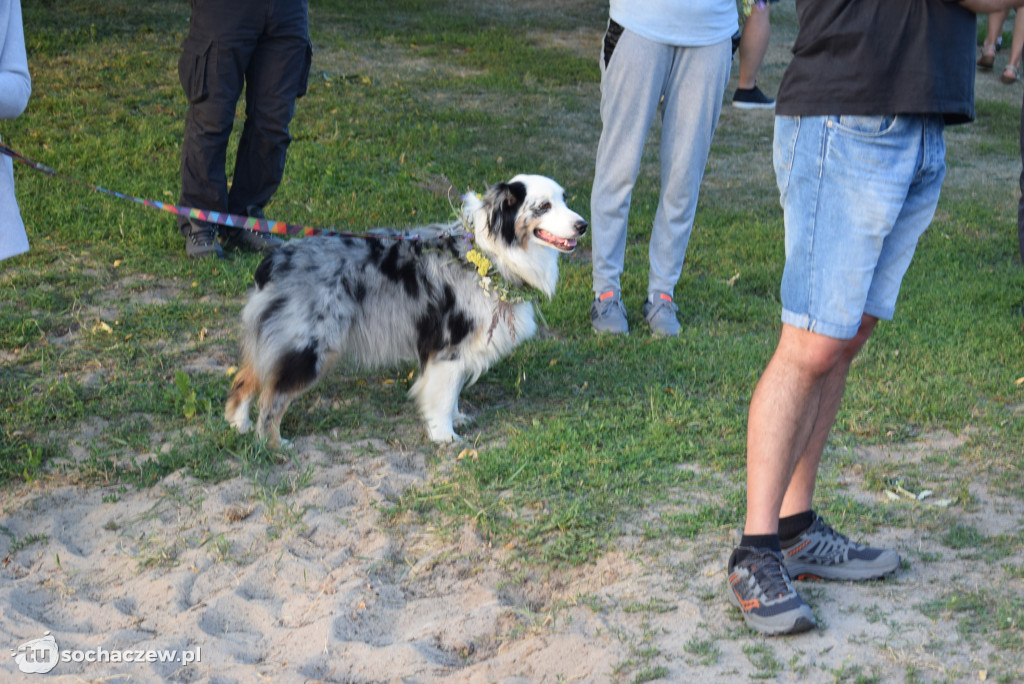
[
  {"xmin": 226, "ymin": 411, "xmax": 252, "ymax": 434},
  {"xmin": 426, "ymin": 427, "xmax": 462, "ymax": 443}
]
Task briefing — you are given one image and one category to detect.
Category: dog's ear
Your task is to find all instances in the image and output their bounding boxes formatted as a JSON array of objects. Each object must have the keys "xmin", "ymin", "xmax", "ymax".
[{"xmin": 486, "ymin": 180, "xmax": 527, "ymax": 245}]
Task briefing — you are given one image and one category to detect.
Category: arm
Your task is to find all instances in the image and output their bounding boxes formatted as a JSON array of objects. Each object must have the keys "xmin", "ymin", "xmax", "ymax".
[
  {"xmin": 959, "ymin": 0, "xmax": 1024, "ymax": 12},
  {"xmin": 0, "ymin": 0, "xmax": 31, "ymax": 120}
]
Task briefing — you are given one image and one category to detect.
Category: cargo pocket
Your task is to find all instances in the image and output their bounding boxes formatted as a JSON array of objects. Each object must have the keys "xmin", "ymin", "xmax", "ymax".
[
  {"xmin": 178, "ymin": 36, "xmax": 212, "ymax": 103},
  {"xmin": 296, "ymin": 40, "xmax": 313, "ymax": 98},
  {"xmin": 602, "ymin": 19, "xmax": 623, "ymax": 69}
]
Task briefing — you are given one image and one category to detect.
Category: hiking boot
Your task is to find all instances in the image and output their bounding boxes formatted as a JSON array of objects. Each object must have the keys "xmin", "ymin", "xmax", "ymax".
[
  {"xmin": 642, "ymin": 293, "xmax": 680, "ymax": 337},
  {"xmin": 221, "ymin": 205, "xmax": 283, "ymax": 252},
  {"xmin": 782, "ymin": 514, "xmax": 900, "ymax": 581},
  {"xmin": 184, "ymin": 219, "xmax": 224, "ymax": 259},
  {"xmin": 727, "ymin": 547, "xmax": 816, "ymax": 636},
  {"xmin": 591, "ymin": 291, "xmax": 628, "ymax": 334},
  {"xmin": 732, "ymin": 85, "xmax": 775, "ymax": 110}
]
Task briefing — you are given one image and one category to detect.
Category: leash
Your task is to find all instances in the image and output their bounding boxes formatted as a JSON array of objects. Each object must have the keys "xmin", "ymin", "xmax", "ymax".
[{"xmin": 0, "ymin": 142, "xmax": 420, "ymax": 241}]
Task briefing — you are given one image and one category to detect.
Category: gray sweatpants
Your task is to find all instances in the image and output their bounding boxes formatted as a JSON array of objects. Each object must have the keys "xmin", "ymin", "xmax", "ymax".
[{"xmin": 590, "ymin": 22, "xmax": 731, "ymax": 299}]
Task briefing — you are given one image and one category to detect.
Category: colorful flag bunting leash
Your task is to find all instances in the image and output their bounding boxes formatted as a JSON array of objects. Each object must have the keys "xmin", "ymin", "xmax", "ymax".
[{"xmin": 0, "ymin": 142, "xmax": 415, "ymax": 241}]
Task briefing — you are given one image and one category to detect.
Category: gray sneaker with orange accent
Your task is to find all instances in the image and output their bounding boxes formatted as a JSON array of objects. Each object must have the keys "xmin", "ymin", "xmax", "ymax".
[
  {"xmin": 727, "ymin": 547, "xmax": 816, "ymax": 636},
  {"xmin": 642, "ymin": 292, "xmax": 680, "ymax": 337},
  {"xmin": 591, "ymin": 290, "xmax": 628, "ymax": 334},
  {"xmin": 782, "ymin": 514, "xmax": 900, "ymax": 581}
]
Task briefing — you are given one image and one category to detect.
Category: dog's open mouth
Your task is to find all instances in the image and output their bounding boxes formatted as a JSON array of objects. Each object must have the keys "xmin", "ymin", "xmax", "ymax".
[{"xmin": 534, "ymin": 228, "xmax": 577, "ymax": 253}]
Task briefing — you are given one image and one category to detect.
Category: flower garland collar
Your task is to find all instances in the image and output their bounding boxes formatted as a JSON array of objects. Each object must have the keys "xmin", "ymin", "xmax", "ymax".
[{"xmin": 463, "ymin": 247, "xmax": 534, "ymax": 304}]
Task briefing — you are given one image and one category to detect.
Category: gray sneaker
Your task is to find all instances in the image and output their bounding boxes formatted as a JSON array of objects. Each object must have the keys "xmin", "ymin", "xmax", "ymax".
[
  {"xmin": 782, "ymin": 514, "xmax": 900, "ymax": 581},
  {"xmin": 185, "ymin": 219, "xmax": 224, "ymax": 259},
  {"xmin": 642, "ymin": 293, "xmax": 680, "ymax": 337},
  {"xmin": 727, "ymin": 547, "xmax": 816, "ymax": 636},
  {"xmin": 591, "ymin": 291, "xmax": 628, "ymax": 334}
]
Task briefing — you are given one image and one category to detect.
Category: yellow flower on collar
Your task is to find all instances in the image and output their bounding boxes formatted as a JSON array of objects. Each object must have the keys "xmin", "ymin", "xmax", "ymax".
[{"xmin": 465, "ymin": 248, "xmax": 492, "ymax": 278}]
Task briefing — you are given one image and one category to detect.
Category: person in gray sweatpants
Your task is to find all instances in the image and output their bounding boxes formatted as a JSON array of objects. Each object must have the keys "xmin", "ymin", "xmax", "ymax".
[
  {"xmin": 177, "ymin": 0, "xmax": 312, "ymax": 259},
  {"xmin": 590, "ymin": 2, "xmax": 735, "ymax": 336}
]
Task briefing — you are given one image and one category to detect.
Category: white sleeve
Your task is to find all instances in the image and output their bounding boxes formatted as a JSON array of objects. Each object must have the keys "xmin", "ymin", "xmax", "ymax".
[{"xmin": 0, "ymin": 0, "xmax": 32, "ymax": 120}]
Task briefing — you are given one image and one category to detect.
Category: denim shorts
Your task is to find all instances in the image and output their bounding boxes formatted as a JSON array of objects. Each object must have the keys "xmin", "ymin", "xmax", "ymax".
[{"xmin": 773, "ymin": 114, "xmax": 947, "ymax": 340}]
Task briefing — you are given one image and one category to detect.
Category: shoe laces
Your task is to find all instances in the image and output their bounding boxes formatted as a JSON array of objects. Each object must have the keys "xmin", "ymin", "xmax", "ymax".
[
  {"xmin": 646, "ymin": 294, "xmax": 678, "ymax": 317},
  {"xmin": 745, "ymin": 550, "xmax": 793, "ymax": 599},
  {"xmin": 593, "ymin": 292, "xmax": 624, "ymax": 315},
  {"xmin": 804, "ymin": 516, "xmax": 855, "ymax": 559},
  {"xmin": 188, "ymin": 223, "xmax": 217, "ymax": 246}
]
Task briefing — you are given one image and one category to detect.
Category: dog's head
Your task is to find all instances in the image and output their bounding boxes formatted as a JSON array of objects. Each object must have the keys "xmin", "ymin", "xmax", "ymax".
[{"xmin": 463, "ymin": 175, "xmax": 587, "ymax": 298}]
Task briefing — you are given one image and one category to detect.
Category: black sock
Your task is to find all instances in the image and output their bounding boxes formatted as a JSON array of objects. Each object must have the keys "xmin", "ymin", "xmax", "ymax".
[
  {"xmin": 739, "ymin": 534, "xmax": 781, "ymax": 552},
  {"xmin": 731, "ymin": 534, "xmax": 781, "ymax": 569},
  {"xmin": 778, "ymin": 510, "xmax": 815, "ymax": 545}
]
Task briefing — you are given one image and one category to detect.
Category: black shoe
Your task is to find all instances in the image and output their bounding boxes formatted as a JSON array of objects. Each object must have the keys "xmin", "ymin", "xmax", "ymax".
[
  {"xmin": 221, "ymin": 206, "xmax": 283, "ymax": 252},
  {"xmin": 732, "ymin": 85, "xmax": 775, "ymax": 110},
  {"xmin": 184, "ymin": 219, "xmax": 224, "ymax": 259},
  {"xmin": 221, "ymin": 227, "xmax": 284, "ymax": 252}
]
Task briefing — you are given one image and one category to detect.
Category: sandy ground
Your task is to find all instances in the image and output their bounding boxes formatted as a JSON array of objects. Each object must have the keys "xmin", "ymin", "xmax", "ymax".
[{"xmin": 1, "ymin": 426, "xmax": 1020, "ymax": 683}]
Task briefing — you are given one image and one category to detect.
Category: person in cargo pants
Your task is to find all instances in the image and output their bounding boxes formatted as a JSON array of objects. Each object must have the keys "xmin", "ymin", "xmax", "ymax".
[{"xmin": 176, "ymin": 0, "xmax": 312, "ymax": 259}]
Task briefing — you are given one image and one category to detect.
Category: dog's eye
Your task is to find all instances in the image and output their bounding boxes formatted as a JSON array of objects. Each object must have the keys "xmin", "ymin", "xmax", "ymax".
[{"xmin": 538, "ymin": 201, "xmax": 552, "ymax": 212}]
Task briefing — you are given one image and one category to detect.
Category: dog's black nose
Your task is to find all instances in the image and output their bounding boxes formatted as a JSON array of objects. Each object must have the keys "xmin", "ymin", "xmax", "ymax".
[{"xmin": 575, "ymin": 219, "xmax": 588, "ymax": 236}]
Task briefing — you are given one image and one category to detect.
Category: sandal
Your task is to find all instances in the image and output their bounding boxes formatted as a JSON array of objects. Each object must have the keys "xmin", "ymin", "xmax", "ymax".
[
  {"xmin": 1001, "ymin": 63, "xmax": 1020, "ymax": 84},
  {"xmin": 978, "ymin": 44, "xmax": 997, "ymax": 69}
]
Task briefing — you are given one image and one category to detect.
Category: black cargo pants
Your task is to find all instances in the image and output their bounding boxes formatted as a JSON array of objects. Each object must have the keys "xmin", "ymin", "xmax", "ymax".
[{"xmin": 177, "ymin": 0, "xmax": 311, "ymax": 235}]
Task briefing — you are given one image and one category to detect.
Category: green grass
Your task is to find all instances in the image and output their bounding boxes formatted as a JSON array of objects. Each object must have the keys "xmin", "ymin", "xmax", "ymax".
[{"xmin": 2, "ymin": 3, "xmax": 1023, "ymax": 667}]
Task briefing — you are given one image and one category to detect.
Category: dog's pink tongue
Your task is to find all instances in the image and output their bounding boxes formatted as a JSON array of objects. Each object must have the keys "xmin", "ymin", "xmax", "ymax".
[{"xmin": 537, "ymin": 229, "xmax": 576, "ymax": 250}]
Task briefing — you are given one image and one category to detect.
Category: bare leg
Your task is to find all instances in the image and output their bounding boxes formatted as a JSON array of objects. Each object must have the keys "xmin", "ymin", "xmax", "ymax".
[
  {"xmin": 1002, "ymin": 11, "xmax": 1024, "ymax": 82},
  {"xmin": 982, "ymin": 11, "xmax": 1009, "ymax": 68},
  {"xmin": 778, "ymin": 316, "xmax": 877, "ymax": 517},
  {"xmin": 737, "ymin": 3, "xmax": 771, "ymax": 90},
  {"xmin": 743, "ymin": 316, "xmax": 877, "ymax": 535}
]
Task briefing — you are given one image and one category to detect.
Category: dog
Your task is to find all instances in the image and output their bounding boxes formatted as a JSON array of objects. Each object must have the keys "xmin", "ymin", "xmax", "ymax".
[{"xmin": 224, "ymin": 174, "xmax": 587, "ymax": 445}]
